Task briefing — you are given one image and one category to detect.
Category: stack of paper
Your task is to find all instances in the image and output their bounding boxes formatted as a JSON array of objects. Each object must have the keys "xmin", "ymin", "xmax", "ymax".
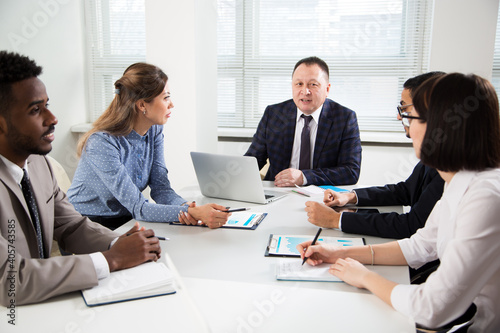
[{"xmin": 276, "ymin": 259, "xmax": 341, "ymax": 282}]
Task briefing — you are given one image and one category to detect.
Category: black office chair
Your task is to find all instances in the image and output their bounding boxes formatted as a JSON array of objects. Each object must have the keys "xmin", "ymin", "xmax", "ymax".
[
  {"xmin": 416, "ymin": 303, "xmax": 477, "ymax": 333},
  {"xmin": 410, "ymin": 260, "xmax": 440, "ymax": 284}
]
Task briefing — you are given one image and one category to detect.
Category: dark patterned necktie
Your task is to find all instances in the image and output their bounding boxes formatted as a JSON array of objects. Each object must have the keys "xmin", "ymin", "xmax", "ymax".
[
  {"xmin": 299, "ymin": 114, "xmax": 313, "ymax": 170},
  {"xmin": 21, "ymin": 169, "xmax": 45, "ymax": 259}
]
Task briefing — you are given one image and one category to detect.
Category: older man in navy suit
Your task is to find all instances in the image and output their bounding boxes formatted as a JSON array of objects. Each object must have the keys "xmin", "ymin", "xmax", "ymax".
[{"xmin": 245, "ymin": 56, "xmax": 361, "ymax": 187}]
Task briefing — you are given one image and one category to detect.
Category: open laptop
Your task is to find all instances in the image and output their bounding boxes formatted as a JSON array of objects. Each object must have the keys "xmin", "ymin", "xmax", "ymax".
[{"xmin": 190, "ymin": 152, "xmax": 288, "ymax": 204}]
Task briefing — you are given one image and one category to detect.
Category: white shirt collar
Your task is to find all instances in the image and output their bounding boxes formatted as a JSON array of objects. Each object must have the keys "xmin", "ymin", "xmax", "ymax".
[
  {"xmin": 0, "ymin": 154, "xmax": 27, "ymax": 185},
  {"xmin": 296, "ymin": 104, "xmax": 323, "ymax": 124}
]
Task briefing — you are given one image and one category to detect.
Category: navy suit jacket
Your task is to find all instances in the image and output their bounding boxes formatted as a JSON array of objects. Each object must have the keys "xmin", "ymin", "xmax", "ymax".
[
  {"xmin": 245, "ymin": 98, "xmax": 362, "ymax": 185},
  {"xmin": 341, "ymin": 162, "xmax": 445, "ymax": 239}
]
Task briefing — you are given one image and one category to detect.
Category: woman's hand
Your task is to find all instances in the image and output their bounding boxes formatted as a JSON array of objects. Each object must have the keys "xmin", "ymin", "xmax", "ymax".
[
  {"xmin": 188, "ymin": 203, "xmax": 231, "ymax": 229},
  {"xmin": 329, "ymin": 258, "xmax": 372, "ymax": 289},
  {"xmin": 296, "ymin": 241, "xmax": 344, "ymax": 266},
  {"xmin": 178, "ymin": 201, "xmax": 200, "ymax": 225}
]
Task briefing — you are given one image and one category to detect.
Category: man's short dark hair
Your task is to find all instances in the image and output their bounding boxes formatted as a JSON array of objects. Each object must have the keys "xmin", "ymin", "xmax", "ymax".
[
  {"xmin": 413, "ymin": 72, "xmax": 500, "ymax": 172},
  {"xmin": 403, "ymin": 71, "xmax": 445, "ymax": 97},
  {"xmin": 293, "ymin": 56, "xmax": 329, "ymax": 80},
  {"xmin": 0, "ymin": 51, "xmax": 43, "ymax": 117}
]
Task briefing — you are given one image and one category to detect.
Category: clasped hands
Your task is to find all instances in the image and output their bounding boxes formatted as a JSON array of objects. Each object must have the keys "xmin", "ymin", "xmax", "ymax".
[
  {"xmin": 103, "ymin": 221, "xmax": 162, "ymax": 272},
  {"xmin": 304, "ymin": 189, "xmax": 357, "ymax": 229},
  {"xmin": 177, "ymin": 201, "xmax": 231, "ymax": 229}
]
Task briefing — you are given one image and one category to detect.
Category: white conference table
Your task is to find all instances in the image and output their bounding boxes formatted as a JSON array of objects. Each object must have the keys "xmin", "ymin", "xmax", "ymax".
[{"xmin": 2, "ymin": 182, "xmax": 416, "ymax": 333}]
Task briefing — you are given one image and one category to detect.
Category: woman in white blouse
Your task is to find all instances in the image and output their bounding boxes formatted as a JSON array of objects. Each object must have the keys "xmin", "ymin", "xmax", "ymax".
[{"xmin": 298, "ymin": 73, "xmax": 500, "ymax": 332}]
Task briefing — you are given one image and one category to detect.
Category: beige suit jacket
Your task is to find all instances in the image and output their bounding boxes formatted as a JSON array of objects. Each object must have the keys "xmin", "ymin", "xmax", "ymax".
[{"xmin": 0, "ymin": 155, "xmax": 119, "ymax": 306}]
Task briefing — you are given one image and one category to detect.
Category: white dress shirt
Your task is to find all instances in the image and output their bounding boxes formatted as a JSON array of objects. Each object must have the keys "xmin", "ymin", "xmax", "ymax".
[
  {"xmin": 0, "ymin": 154, "xmax": 110, "ymax": 280},
  {"xmin": 290, "ymin": 106, "xmax": 323, "ymax": 184},
  {"xmin": 391, "ymin": 169, "xmax": 500, "ymax": 332}
]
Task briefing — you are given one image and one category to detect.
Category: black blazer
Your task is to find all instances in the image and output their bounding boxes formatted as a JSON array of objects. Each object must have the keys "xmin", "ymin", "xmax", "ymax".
[
  {"xmin": 245, "ymin": 98, "xmax": 362, "ymax": 185},
  {"xmin": 341, "ymin": 162, "xmax": 445, "ymax": 239}
]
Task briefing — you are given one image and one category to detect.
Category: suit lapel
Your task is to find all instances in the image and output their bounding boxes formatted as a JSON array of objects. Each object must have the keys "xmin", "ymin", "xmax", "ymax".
[
  {"xmin": 0, "ymin": 157, "xmax": 42, "ymax": 256},
  {"xmin": 0, "ymin": 158, "xmax": 31, "ymax": 219},
  {"xmin": 314, "ymin": 100, "xmax": 334, "ymax": 168},
  {"xmin": 282, "ymin": 101, "xmax": 297, "ymax": 167}
]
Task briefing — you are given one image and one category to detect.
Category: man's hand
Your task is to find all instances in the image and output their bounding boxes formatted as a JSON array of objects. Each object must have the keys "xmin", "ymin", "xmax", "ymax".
[
  {"xmin": 305, "ymin": 201, "xmax": 341, "ymax": 228},
  {"xmin": 274, "ymin": 168, "xmax": 304, "ymax": 187},
  {"xmin": 323, "ymin": 189, "xmax": 357, "ymax": 207},
  {"xmin": 102, "ymin": 222, "xmax": 162, "ymax": 272}
]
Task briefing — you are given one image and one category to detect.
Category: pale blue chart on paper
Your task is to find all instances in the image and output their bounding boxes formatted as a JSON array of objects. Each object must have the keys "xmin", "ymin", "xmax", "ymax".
[
  {"xmin": 272, "ymin": 235, "xmax": 364, "ymax": 256},
  {"xmin": 227, "ymin": 213, "xmax": 256, "ymax": 226}
]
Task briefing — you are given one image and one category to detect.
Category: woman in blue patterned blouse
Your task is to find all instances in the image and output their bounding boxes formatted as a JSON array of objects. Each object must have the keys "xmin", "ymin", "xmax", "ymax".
[{"xmin": 68, "ymin": 63, "xmax": 229, "ymax": 230}]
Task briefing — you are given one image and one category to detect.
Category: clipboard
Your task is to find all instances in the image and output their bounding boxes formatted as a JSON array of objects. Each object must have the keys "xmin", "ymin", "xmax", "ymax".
[
  {"xmin": 265, "ymin": 234, "xmax": 365, "ymax": 257},
  {"xmin": 169, "ymin": 212, "xmax": 267, "ymax": 230}
]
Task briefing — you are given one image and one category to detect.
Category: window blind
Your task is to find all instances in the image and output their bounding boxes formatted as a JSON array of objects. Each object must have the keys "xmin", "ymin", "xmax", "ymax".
[
  {"xmin": 217, "ymin": 0, "xmax": 433, "ymax": 132},
  {"xmin": 84, "ymin": 0, "xmax": 146, "ymax": 122},
  {"xmin": 492, "ymin": 5, "xmax": 500, "ymax": 96}
]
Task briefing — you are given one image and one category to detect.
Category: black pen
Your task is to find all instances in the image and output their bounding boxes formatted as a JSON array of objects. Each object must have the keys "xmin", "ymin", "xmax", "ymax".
[
  {"xmin": 302, "ymin": 227, "xmax": 322, "ymax": 265},
  {"xmin": 126, "ymin": 233, "xmax": 169, "ymax": 241},
  {"xmin": 224, "ymin": 208, "xmax": 250, "ymax": 213}
]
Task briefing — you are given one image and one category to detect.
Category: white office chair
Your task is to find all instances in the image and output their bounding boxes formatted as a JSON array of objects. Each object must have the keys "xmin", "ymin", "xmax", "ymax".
[
  {"xmin": 47, "ymin": 155, "xmax": 71, "ymax": 193},
  {"xmin": 46, "ymin": 156, "xmax": 72, "ymax": 257},
  {"xmin": 260, "ymin": 159, "xmax": 270, "ymax": 180}
]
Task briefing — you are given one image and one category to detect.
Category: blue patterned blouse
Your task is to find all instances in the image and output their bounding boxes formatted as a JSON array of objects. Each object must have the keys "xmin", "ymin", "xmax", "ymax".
[{"xmin": 68, "ymin": 125, "xmax": 188, "ymax": 222}]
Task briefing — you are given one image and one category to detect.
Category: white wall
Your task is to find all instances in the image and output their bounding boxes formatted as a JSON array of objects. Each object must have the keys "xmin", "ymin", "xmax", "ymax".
[
  {"xmin": 0, "ymin": 0, "xmax": 87, "ymax": 179},
  {"xmin": 0, "ymin": 0, "xmax": 499, "ymax": 188},
  {"xmin": 145, "ymin": 0, "xmax": 218, "ymax": 190},
  {"xmin": 429, "ymin": 0, "xmax": 499, "ymax": 79}
]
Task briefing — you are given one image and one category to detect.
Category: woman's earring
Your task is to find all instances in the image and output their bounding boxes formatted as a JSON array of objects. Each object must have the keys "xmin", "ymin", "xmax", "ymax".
[{"xmin": 143, "ymin": 110, "xmax": 146, "ymax": 115}]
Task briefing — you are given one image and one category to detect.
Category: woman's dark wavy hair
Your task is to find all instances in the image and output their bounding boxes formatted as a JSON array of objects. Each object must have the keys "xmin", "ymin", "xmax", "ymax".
[{"xmin": 413, "ymin": 73, "xmax": 500, "ymax": 172}]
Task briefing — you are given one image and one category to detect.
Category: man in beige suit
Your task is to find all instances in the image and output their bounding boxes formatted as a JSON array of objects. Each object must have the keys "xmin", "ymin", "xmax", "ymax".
[{"xmin": 0, "ymin": 51, "xmax": 162, "ymax": 306}]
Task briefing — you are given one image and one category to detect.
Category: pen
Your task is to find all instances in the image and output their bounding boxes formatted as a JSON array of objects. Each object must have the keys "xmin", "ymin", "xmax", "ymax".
[
  {"xmin": 302, "ymin": 227, "xmax": 322, "ymax": 265},
  {"xmin": 292, "ymin": 189, "xmax": 310, "ymax": 197},
  {"xmin": 126, "ymin": 233, "xmax": 169, "ymax": 241},
  {"xmin": 293, "ymin": 184, "xmax": 311, "ymax": 197},
  {"xmin": 224, "ymin": 208, "xmax": 250, "ymax": 213}
]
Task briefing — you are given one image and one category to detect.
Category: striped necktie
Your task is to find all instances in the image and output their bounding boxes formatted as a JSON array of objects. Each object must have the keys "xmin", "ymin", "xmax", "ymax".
[
  {"xmin": 21, "ymin": 169, "xmax": 45, "ymax": 258},
  {"xmin": 299, "ymin": 114, "xmax": 313, "ymax": 170}
]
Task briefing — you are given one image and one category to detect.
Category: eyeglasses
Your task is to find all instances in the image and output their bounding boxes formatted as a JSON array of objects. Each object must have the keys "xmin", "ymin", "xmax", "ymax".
[{"xmin": 397, "ymin": 104, "xmax": 423, "ymax": 127}]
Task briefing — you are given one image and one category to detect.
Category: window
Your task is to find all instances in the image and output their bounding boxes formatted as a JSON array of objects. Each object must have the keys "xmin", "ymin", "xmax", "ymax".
[
  {"xmin": 492, "ymin": 5, "xmax": 500, "ymax": 96},
  {"xmin": 217, "ymin": 0, "xmax": 433, "ymax": 132},
  {"xmin": 84, "ymin": 0, "xmax": 146, "ymax": 121}
]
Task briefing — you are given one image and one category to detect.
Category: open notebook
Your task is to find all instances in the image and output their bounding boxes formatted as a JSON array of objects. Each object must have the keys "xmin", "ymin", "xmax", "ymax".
[{"xmin": 81, "ymin": 261, "xmax": 176, "ymax": 306}]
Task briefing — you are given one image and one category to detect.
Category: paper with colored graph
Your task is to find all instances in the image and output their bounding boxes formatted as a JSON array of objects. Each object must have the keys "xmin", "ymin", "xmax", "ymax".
[{"xmin": 265, "ymin": 234, "xmax": 365, "ymax": 257}]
